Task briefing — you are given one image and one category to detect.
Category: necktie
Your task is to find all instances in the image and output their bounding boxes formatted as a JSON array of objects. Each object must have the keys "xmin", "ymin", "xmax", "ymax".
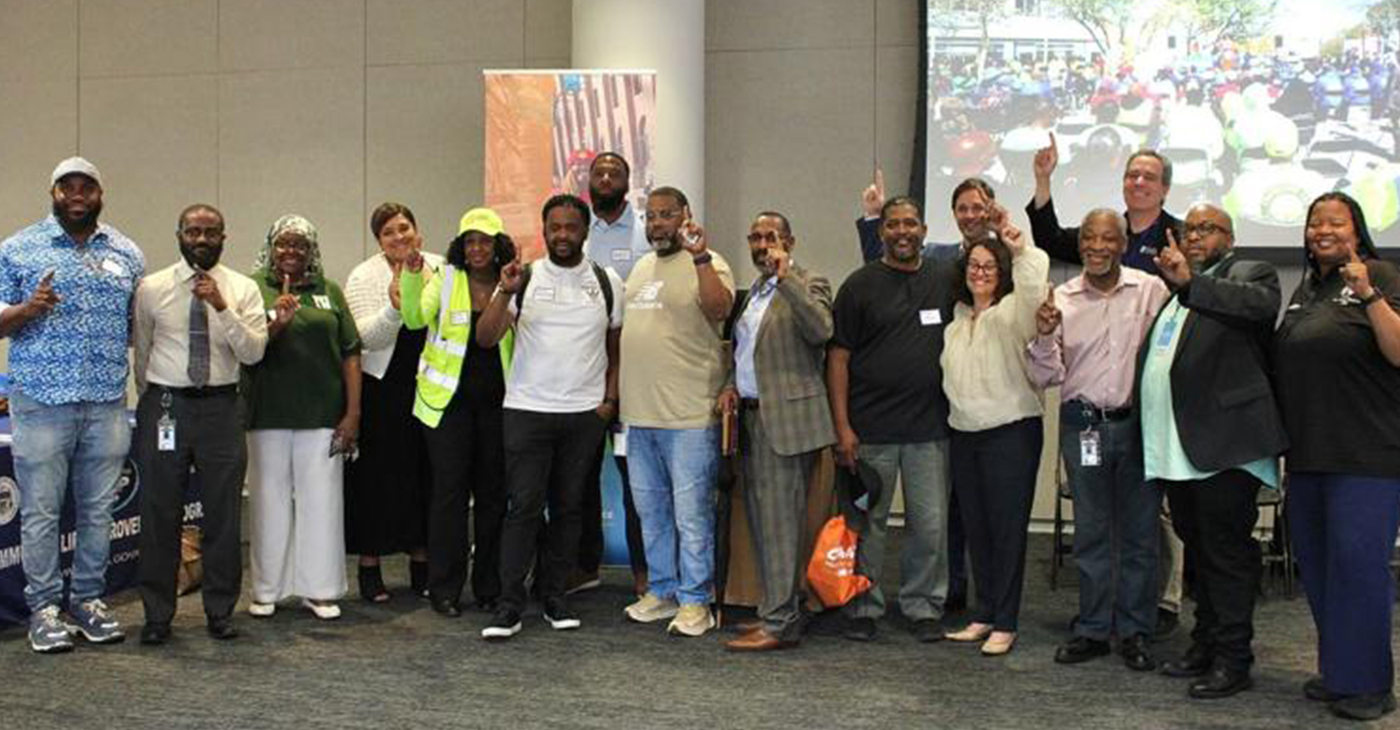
[{"xmin": 188, "ymin": 277, "xmax": 210, "ymax": 387}]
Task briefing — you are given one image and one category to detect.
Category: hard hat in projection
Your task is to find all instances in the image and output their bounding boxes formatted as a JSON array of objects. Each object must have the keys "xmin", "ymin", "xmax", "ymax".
[
  {"xmin": 1224, "ymin": 165, "xmax": 1331, "ymax": 227},
  {"xmin": 1346, "ymin": 165, "xmax": 1400, "ymax": 231}
]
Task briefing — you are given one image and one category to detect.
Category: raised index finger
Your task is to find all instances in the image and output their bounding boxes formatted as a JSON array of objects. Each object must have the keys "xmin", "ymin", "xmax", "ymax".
[
  {"xmin": 1165, "ymin": 227, "xmax": 1179, "ymax": 251},
  {"xmin": 282, "ymin": 273, "xmax": 291, "ymax": 295},
  {"xmin": 874, "ymin": 167, "xmax": 885, "ymax": 196},
  {"xmin": 1046, "ymin": 130, "xmax": 1057, "ymax": 150}
]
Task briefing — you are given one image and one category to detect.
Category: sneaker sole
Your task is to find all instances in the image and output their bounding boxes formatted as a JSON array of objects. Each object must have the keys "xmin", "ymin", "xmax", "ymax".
[
  {"xmin": 667, "ymin": 620, "xmax": 715, "ymax": 638},
  {"xmin": 30, "ymin": 638, "xmax": 75, "ymax": 654},
  {"xmin": 545, "ymin": 615, "xmax": 581, "ymax": 631},
  {"xmin": 481, "ymin": 622, "xmax": 522, "ymax": 640},
  {"xmin": 76, "ymin": 628, "xmax": 125, "ymax": 644},
  {"xmin": 625, "ymin": 608, "xmax": 679, "ymax": 623}
]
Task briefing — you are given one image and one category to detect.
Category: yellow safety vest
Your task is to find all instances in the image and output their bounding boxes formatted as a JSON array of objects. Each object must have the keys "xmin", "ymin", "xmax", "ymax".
[{"xmin": 400, "ymin": 266, "xmax": 513, "ymax": 428}]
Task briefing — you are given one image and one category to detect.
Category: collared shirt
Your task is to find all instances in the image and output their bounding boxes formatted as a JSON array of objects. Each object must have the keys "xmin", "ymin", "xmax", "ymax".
[
  {"xmin": 344, "ymin": 250, "xmax": 444, "ymax": 379},
  {"xmin": 133, "ymin": 259, "xmax": 268, "ymax": 391},
  {"xmin": 0, "ymin": 215, "xmax": 146, "ymax": 405},
  {"xmin": 1027, "ymin": 267, "xmax": 1169, "ymax": 409},
  {"xmin": 1140, "ymin": 281, "xmax": 1280, "ymax": 488},
  {"xmin": 733, "ymin": 276, "xmax": 779, "ymax": 399},
  {"xmin": 585, "ymin": 202, "xmax": 651, "ymax": 281}
]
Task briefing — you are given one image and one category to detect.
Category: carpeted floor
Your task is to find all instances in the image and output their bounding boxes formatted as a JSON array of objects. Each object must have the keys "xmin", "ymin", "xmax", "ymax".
[{"xmin": 0, "ymin": 532, "xmax": 1393, "ymax": 730}]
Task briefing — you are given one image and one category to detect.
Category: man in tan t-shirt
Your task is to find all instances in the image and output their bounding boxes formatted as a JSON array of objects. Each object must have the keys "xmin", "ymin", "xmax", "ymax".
[{"xmin": 619, "ymin": 186, "xmax": 735, "ymax": 638}]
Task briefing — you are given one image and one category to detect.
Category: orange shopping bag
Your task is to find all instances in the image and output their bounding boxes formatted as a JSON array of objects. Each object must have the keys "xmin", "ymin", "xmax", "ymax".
[{"xmin": 806, "ymin": 515, "xmax": 871, "ymax": 608}]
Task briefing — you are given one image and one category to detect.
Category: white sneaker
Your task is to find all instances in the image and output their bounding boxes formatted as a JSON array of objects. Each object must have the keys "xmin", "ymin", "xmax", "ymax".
[
  {"xmin": 248, "ymin": 602, "xmax": 276, "ymax": 618},
  {"xmin": 667, "ymin": 604, "xmax": 715, "ymax": 637},
  {"xmin": 624, "ymin": 593, "xmax": 679, "ymax": 623},
  {"xmin": 302, "ymin": 599, "xmax": 341, "ymax": 620}
]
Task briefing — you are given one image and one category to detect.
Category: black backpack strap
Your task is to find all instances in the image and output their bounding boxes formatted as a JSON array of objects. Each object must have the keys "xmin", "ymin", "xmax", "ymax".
[
  {"xmin": 513, "ymin": 261, "xmax": 535, "ymax": 314},
  {"xmin": 591, "ymin": 261, "xmax": 614, "ymax": 319}
]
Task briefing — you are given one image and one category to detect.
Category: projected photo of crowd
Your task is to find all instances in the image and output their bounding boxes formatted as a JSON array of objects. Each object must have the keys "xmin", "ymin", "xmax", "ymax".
[{"xmin": 925, "ymin": 0, "xmax": 1400, "ymax": 247}]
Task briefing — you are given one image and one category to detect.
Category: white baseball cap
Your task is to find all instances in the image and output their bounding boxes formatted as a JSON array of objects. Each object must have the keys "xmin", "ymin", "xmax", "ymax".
[{"xmin": 51, "ymin": 157, "xmax": 103, "ymax": 187}]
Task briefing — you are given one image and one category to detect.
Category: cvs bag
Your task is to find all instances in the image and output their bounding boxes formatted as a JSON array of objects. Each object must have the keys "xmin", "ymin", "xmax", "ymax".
[{"xmin": 806, "ymin": 515, "xmax": 871, "ymax": 608}]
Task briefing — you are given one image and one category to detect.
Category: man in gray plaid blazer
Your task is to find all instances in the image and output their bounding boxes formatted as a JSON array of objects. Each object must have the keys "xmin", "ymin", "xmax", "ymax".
[{"xmin": 719, "ymin": 211, "xmax": 835, "ymax": 652}]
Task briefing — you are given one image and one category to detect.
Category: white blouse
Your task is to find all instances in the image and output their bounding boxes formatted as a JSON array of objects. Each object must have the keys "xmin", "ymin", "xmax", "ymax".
[{"xmin": 344, "ymin": 251, "xmax": 444, "ymax": 379}]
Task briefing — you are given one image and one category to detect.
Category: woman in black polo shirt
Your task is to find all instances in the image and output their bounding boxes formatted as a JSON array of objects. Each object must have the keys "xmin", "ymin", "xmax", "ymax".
[{"xmin": 1275, "ymin": 192, "xmax": 1400, "ymax": 721}]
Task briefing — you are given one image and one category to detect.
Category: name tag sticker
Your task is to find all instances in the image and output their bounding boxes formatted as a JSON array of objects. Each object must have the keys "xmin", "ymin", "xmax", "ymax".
[
  {"xmin": 611, "ymin": 249, "xmax": 632, "ymax": 262},
  {"xmin": 532, "ymin": 286, "xmax": 556, "ymax": 302},
  {"xmin": 1154, "ymin": 319, "xmax": 1178, "ymax": 349},
  {"xmin": 101, "ymin": 258, "xmax": 126, "ymax": 277},
  {"xmin": 919, "ymin": 309, "xmax": 942, "ymax": 326},
  {"xmin": 1079, "ymin": 429, "xmax": 1101, "ymax": 467},
  {"xmin": 312, "ymin": 294, "xmax": 332, "ymax": 309},
  {"xmin": 451, "ymin": 311, "xmax": 471, "ymax": 325}
]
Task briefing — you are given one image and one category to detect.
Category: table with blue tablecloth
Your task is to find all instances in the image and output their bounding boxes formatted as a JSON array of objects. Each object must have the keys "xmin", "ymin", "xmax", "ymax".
[{"xmin": 0, "ymin": 414, "xmax": 203, "ymax": 626}]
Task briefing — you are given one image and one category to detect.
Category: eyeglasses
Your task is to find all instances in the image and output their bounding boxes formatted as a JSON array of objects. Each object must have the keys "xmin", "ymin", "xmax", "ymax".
[
  {"xmin": 968, "ymin": 262, "xmax": 999, "ymax": 274},
  {"xmin": 1182, "ymin": 222, "xmax": 1229, "ymax": 238},
  {"xmin": 746, "ymin": 231, "xmax": 785, "ymax": 244},
  {"xmin": 645, "ymin": 208, "xmax": 683, "ymax": 223}
]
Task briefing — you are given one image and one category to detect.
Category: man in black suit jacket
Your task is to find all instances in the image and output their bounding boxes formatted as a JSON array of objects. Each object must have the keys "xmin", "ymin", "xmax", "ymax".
[{"xmin": 1135, "ymin": 203, "xmax": 1287, "ymax": 700}]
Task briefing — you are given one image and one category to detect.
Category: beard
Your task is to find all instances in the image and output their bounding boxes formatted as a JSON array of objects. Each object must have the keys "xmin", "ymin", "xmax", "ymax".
[
  {"xmin": 180, "ymin": 242, "xmax": 222, "ymax": 271},
  {"xmin": 52, "ymin": 199, "xmax": 101, "ymax": 232},
  {"xmin": 590, "ymin": 186, "xmax": 627, "ymax": 215}
]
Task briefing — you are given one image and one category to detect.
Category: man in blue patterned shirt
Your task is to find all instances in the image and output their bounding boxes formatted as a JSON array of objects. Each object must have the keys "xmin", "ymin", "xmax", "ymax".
[{"xmin": 0, "ymin": 157, "xmax": 145, "ymax": 653}]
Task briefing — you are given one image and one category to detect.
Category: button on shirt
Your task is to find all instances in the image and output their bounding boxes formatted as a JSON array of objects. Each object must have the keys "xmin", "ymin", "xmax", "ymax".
[
  {"xmin": 585, "ymin": 202, "xmax": 651, "ymax": 281},
  {"xmin": 0, "ymin": 216, "xmax": 146, "ymax": 405},
  {"xmin": 1026, "ymin": 268, "xmax": 1169, "ymax": 409},
  {"xmin": 133, "ymin": 260, "xmax": 268, "ymax": 390},
  {"xmin": 1140, "ymin": 288, "xmax": 1280, "ymax": 488},
  {"xmin": 734, "ymin": 276, "xmax": 779, "ymax": 399}
]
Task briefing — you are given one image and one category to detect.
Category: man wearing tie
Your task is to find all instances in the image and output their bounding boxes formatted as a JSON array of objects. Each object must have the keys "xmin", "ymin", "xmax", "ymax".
[
  {"xmin": 718, "ymin": 211, "xmax": 834, "ymax": 651},
  {"xmin": 133, "ymin": 204, "xmax": 268, "ymax": 644}
]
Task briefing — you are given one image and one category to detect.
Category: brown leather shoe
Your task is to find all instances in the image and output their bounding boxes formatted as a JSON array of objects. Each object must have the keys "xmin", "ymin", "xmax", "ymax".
[
  {"xmin": 729, "ymin": 618, "xmax": 763, "ymax": 634},
  {"xmin": 725, "ymin": 628, "xmax": 796, "ymax": 652}
]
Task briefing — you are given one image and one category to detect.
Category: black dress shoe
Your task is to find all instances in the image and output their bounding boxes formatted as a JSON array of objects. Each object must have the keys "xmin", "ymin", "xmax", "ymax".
[
  {"xmin": 1119, "ymin": 634, "xmax": 1157, "ymax": 672},
  {"xmin": 1331, "ymin": 692, "xmax": 1397, "ymax": 721},
  {"xmin": 206, "ymin": 616, "xmax": 240, "ymax": 640},
  {"xmin": 1188, "ymin": 665, "xmax": 1253, "ymax": 699},
  {"xmin": 1054, "ymin": 636, "xmax": 1110, "ymax": 664},
  {"xmin": 140, "ymin": 622, "xmax": 171, "ymax": 646},
  {"xmin": 1161, "ymin": 644, "xmax": 1213, "ymax": 678},
  {"xmin": 431, "ymin": 598, "xmax": 461, "ymax": 618},
  {"xmin": 1303, "ymin": 676, "xmax": 1344, "ymax": 702},
  {"xmin": 844, "ymin": 617, "xmax": 877, "ymax": 642}
]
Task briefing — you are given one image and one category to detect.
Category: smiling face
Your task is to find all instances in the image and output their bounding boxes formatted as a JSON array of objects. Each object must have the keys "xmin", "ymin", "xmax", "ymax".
[
  {"xmin": 952, "ymin": 187, "xmax": 993, "ymax": 244},
  {"xmin": 51, "ymin": 174, "xmax": 103, "ymax": 231},
  {"xmin": 461, "ymin": 231, "xmax": 496, "ymax": 272},
  {"xmin": 271, "ymin": 231, "xmax": 311, "ymax": 280},
  {"xmin": 880, "ymin": 202, "xmax": 927, "ymax": 265},
  {"xmin": 1122, "ymin": 154, "xmax": 1168, "ymax": 216},
  {"xmin": 375, "ymin": 213, "xmax": 420, "ymax": 266},
  {"xmin": 1078, "ymin": 211, "xmax": 1126, "ymax": 279},
  {"xmin": 1305, "ymin": 198, "xmax": 1359, "ymax": 270},
  {"xmin": 965, "ymin": 244, "xmax": 1000, "ymax": 300}
]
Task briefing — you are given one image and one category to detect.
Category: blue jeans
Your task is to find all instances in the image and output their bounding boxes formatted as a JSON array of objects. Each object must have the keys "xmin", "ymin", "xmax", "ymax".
[
  {"xmin": 626, "ymin": 426, "xmax": 718, "ymax": 606},
  {"xmin": 11, "ymin": 390, "xmax": 130, "ymax": 611},
  {"xmin": 1058, "ymin": 407, "xmax": 1160, "ymax": 640}
]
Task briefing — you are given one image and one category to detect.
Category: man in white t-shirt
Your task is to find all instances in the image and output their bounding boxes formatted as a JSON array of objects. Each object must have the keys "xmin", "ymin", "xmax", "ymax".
[{"xmin": 473, "ymin": 194, "xmax": 623, "ymax": 640}]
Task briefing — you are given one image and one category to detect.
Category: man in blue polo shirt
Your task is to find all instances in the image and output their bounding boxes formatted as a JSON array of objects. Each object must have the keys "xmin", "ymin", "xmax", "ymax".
[{"xmin": 0, "ymin": 157, "xmax": 146, "ymax": 653}]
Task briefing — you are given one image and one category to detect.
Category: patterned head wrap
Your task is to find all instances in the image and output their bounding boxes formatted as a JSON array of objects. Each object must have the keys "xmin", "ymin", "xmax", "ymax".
[{"xmin": 254, "ymin": 214, "xmax": 324, "ymax": 279}]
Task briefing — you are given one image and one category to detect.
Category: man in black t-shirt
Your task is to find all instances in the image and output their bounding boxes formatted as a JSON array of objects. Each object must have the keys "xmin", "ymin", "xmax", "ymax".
[{"xmin": 827, "ymin": 196, "xmax": 957, "ymax": 643}]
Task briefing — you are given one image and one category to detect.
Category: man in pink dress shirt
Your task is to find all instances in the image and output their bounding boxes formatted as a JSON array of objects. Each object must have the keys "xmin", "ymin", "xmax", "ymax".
[{"xmin": 1027, "ymin": 208, "xmax": 1169, "ymax": 672}]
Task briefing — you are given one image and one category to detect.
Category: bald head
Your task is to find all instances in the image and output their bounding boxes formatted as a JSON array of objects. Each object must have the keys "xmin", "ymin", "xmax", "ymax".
[
  {"xmin": 1079, "ymin": 208, "xmax": 1127, "ymax": 280},
  {"xmin": 1181, "ymin": 203, "xmax": 1235, "ymax": 268}
]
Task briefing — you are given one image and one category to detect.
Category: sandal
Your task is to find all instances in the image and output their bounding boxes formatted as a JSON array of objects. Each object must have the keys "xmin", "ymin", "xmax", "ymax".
[{"xmin": 358, "ymin": 564, "xmax": 391, "ymax": 603}]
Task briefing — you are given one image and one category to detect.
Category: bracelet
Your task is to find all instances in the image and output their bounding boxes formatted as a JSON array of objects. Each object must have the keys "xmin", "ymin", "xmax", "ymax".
[
  {"xmin": 1360, "ymin": 290, "xmax": 1384, "ymax": 306},
  {"xmin": 692, "ymin": 253, "xmax": 713, "ymax": 266}
]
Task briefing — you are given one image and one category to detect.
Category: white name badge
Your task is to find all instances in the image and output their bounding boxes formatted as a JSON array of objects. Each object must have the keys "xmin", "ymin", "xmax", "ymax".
[
  {"xmin": 919, "ymin": 309, "xmax": 942, "ymax": 326},
  {"xmin": 532, "ymin": 286, "xmax": 556, "ymax": 302},
  {"xmin": 451, "ymin": 311, "xmax": 471, "ymax": 325},
  {"xmin": 312, "ymin": 294, "xmax": 332, "ymax": 309},
  {"xmin": 1079, "ymin": 429, "xmax": 1101, "ymax": 467},
  {"xmin": 101, "ymin": 258, "xmax": 126, "ymax": 277},
  {"xmin": 158, "ymin": 414, "xmax": 177, "ymax": 452},
  {"xmin": 611, "ymin": 249, "xmax": 632, "ymax": 262}
]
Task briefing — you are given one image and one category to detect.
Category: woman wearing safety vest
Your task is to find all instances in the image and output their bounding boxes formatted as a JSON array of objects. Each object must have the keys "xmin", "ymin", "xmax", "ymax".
[{"xmin": 399, "ymin": 208, "xmax": 515, "ymax": 619}]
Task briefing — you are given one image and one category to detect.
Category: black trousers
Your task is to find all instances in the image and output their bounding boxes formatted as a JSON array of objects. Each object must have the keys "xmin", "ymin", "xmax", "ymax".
[
  {"xmin": 136, "ymin": 387, "xmax": 245, "ymax": 624},
  {"xmin": 499, "ymin": 409, "xmax": 607, "ymax": 610},
  {"xmin": 1162, "ymin": 469, "xmax": 1262, "ymax": 672},
  {"xmin": 422, "ymin": 392, "xmax": 505, "ymax": 605},
  {"xmin": 951, "ymin": 417, "xmax": 1043, "ymax": 632},
  {"xmin": 578, "ymin": 442, "xmax": 647, "ymax": 575}
]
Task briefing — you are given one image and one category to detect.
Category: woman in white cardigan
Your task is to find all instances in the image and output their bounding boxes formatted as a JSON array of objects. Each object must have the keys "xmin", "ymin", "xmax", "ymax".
[
  {"xmin": 939, "ymin": 221, "xmax": 1049, "ymax": 656},
  {"xmin": 343, "ymin": 203, "xmax": 444, "ymax": 602}
]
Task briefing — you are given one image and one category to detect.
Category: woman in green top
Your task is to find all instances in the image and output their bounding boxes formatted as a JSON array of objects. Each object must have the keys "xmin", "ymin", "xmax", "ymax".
[
  {"xmin": 399, "ymin": 207, "xmax": 514, "ymax": 617},
  {"xmin": 243, "ymin": 214, "xmax": 362, "ymax": 621}
]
